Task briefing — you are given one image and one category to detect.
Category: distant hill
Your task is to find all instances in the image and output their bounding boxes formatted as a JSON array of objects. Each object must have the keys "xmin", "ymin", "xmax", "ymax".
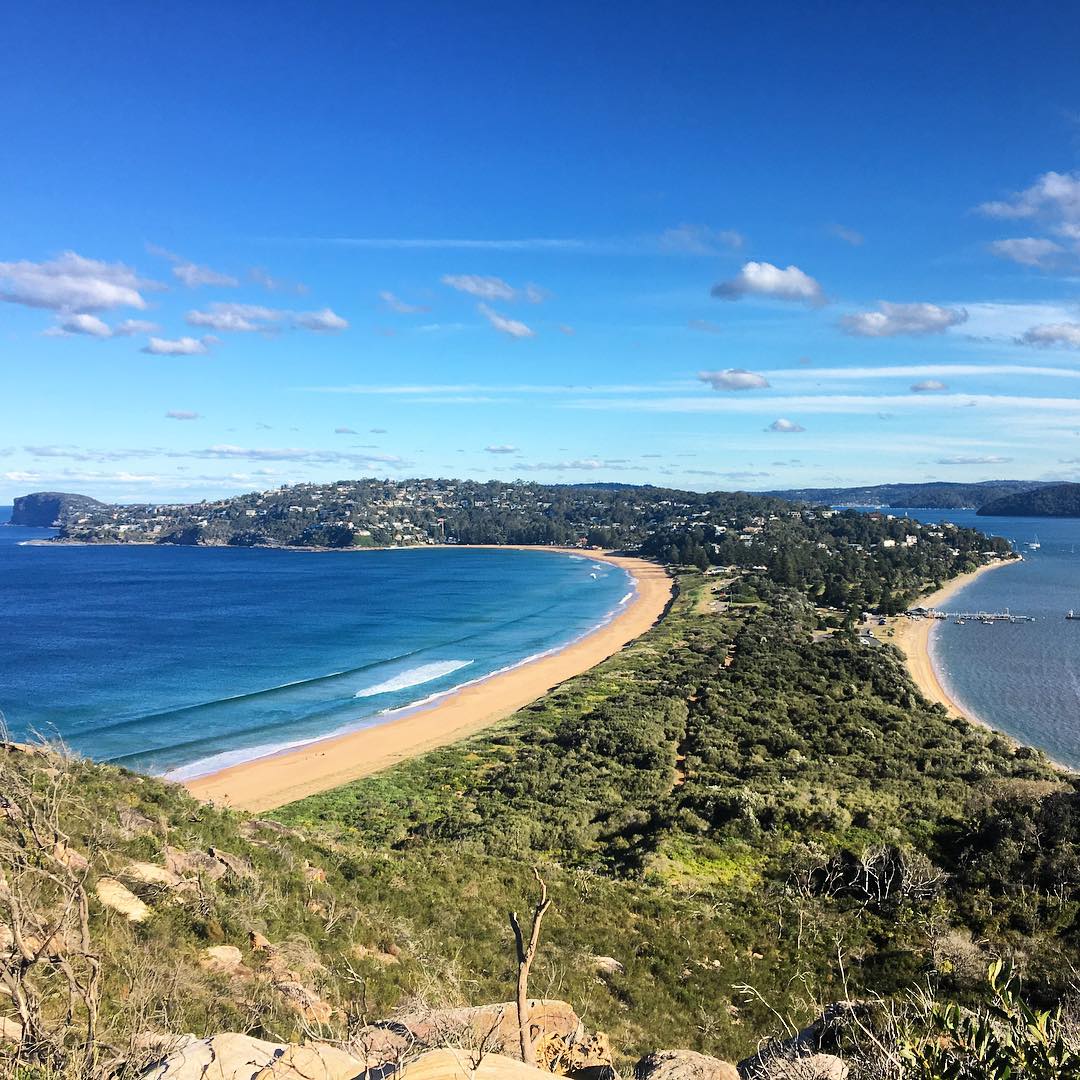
[
  {"xmin": 976, "ymin": 481, "xmax": 1080, "ymax": 517},
  {"xmin": 0, "ymin": 505, "xmax": 11, "ymax": 524},
  {"xmin": 9, "ymin": 490, "xmax": 107, "ymax": 526},
  {"xmin": 766, "ymin": 480, "xmax": 1048, "ymax": 510}
]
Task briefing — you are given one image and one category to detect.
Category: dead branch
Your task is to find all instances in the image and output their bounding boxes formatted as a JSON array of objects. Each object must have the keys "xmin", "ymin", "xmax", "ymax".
[{"xmin": 508, "ymin": 867, "xmax": 552, "ymax": 1066}]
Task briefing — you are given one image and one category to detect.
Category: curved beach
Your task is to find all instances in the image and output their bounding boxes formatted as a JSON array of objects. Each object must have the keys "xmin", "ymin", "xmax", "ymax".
[
  {"xmin": 185, "ymin": 551, "xmax": 672, "ymax": 811},
  {"xmin": 891, "ymin": 560, "xmax": 1017, "ymax": 723}
]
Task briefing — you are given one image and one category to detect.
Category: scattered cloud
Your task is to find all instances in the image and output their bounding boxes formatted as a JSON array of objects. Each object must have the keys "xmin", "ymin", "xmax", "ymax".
[
  {"xmin": 441, "ymin": 274, "xmax": 547, "ymax": 304},
  {"xmin": 910, "ymin": 379, "xmax": 948, "ymax": 393},
  {"xmin": 767, "ymin": 418, "xmax": 805, "ymax": 432},
  {"xmin": 45, "ymin": 314, "xmax": 162, "ymax": 338},
  {"xmin": 988, "ymin": 237, "xmax": 1065, "ymax": 267},
  {"xmin": 0, "ymin": 251, "xmax": 158, "ymax": 312},
  {"xmin": 828, "ymin": 224, "xmax": 864, "ymax": 246},
  {"xmin": 334, "ymin": 426, "xmax": 358, "ymax": 434},
  {"xmin": 688, "ymin": 319, "xmax": 722, "ymax": 334},
  {"xmin": 1020, "ymin": 323, "xmax": 1080, "ymax": 348},
  {"xmin": 165, "ymin": 410, "xmax": 200, "ymax": 421},
  {"xmin": 442, "ymin": 274, "xmax": 516, "ymax": 301},
  {"xmin": 712, "ymin": 261, "xmax": 824, "ymax": 305},
  {"xmin": 191, "ymin": 445, "xmax": 404, "ymax": 467},
  {"xmin": 249, "ymin": 267, "xmax": 308, "ymax": 294},
  {"xmin": 478, "ymin": 303, "xmax": 535, "ymax": 338},
  {"xmin": 977, "ymin": 171, "xmax": 1080, "ymax": 225},
  {"xmin": 658, "ymin": 224, "xmax": 744, "ymax": 254},
  {"xmin": 558, "ymin": 324, "xmax": 575, "ymax": 335},
  {"xmin": 186, "ymin": 302, "xmax": 348, "ymax": 334},
  {"xmin": 698, "ymin": 368, "xmax": 771, "ymax": 391},
  {"xmin": 379, "ymin": 290, "xmax": 430, "ymax": 314},
  {"xmin": 515, "ymin": 458, "xmax": 627, "ymax": 472},
  {"xmin": 370, "ymin": 428, "xmax": 388, "ymax": 434},
  {"xmin": 141, "ymin": 335, "xmax": 215, "ymax": 356},
  {"xmin": 147, "ymin": 244, "xmax": 237, "ymax": 288},
  {"xmin": 484, "ymin": 444, "xmax": 518, "ymax": 454},
  {"xmin": 935, "ymin": 455, "xmax": 1013, "ymax": 465},
  {"xmin": 294, "ymin": 307, "xmax": 348, "ymax": 332},
  {"xmin": 841, "ymin": 301, "xmax": 968, "ymax": 337}
]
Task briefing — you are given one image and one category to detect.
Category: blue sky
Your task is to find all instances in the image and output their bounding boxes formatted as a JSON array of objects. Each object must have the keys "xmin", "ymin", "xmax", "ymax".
[{"xmin": 4, "ymin": 1, "xmax": 1080, "ymax": 502}]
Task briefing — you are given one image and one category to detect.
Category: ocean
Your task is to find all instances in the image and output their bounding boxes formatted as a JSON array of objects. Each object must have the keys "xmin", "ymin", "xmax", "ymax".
[
  {"xmin": 0, "ymin": 526, "xmax": 633, "ymax": 777},
  {"xmin": 870, "ymin": 509, "xmax": 1080, "ymax": 769}
]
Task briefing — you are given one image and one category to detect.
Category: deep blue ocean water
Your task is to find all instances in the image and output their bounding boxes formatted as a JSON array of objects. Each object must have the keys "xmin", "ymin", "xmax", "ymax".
[
  {"xmin": 865, "ymin": 509, "xmax": 1080, "ymax": 769},
  {"xmin": 0, "ymin": 528, "xmax": 632, "ymax": 777}
]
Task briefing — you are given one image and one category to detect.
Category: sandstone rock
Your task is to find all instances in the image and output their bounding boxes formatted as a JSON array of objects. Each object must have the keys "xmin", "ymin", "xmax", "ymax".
[
  {"xmin": 199, "ymin": 945, "xmax": 246, "ymax": 975},
  {"xmin": 121, "ymin": 862, "xmax": 186, "ymax": 889},
  {"xmin": 392, "ymin": 999, "xmax": 581, "ymax": 1059},
  {"xmin": 138, "ymin": 1032, "xmax": 366, "ymax": 1079},
  {"xmin": 0, "ymin": 1016, "xmax": 23, "ymax": 1044},
  {"xmin": 398, "ymin": 1048, "xmax": 568, "ymax": 1080},
  {"xmin": 165, "ymin": 846, "xmax": 228, "ymax": 881},
  {"xmin": 118, "ymin": 807, "xmax": 159, "ymax": 838},
  {"xmin": 635, "ymin": 1049, "xmax": 739, "ymax": 1080},
  {"xmin": 593, "ymin": 955, "xmax": 625, "ymax": 977},
  {"xmin": 53, "ymin": 841, "xmax": 90, "ymax": 873},
  {"xmin": 275, "ymin": 980, "xmax": 334, "ymax": 1025},
  {"xmin": 303, "ymin": 862, "xmax": 327, "ymax": 884},
  {"xmin": 95, "ymin": 876, "xmax": 151, "ymax": 922},
  {"xmin": 743, "ymin": 1055, "xmax": 846, "ymax": 1080},
  {"xmin": 250, "ymin": 930, "xmax": 273, "ymax": 951},
  {"xmin": 209, "ymin": 847, "xmax": 255, "ymax": 879}
]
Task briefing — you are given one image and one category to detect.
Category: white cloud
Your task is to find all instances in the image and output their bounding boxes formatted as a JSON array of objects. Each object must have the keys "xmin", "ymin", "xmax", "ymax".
[
  {"xmin": 688, "ymin": 319, "xmax": 722, "ymax": 334},
  {"xmin": 0, "ymin": 251, "xmax": 156, "ymax": 312},
  {"xmin": 187, "ymin": 302, "xmax": 283, "ymax": 332},
  {"xmin": 442, "ymin": 274, "xmax": 516, "ymax": 301},
  {"xmin": 698, "ymin": 368, "xmax": 771, "ymax": 391},
  {"xmin": 249, "ymin": 267, "xmax": 308, "ymax": 294},
  {"xmin": 334, "ymin": 426, "xmax": 358, "ymax": 434},
  {"xmin": 52, "ymin": 313, "xmax": 112, "ymax": 337},
  {"xmin": 840, "ymin": 301, "xmax": 967, "ymax": 337},
  {"xmin": 828, "ymin": 224, "xmax": 864, "ymax": 246},
  {"xmin": 46, "ymin": 314, "xmax": 162, "ymax": 339},
  {"xmin": 166, "ymin": 410, "xmax": 200, "ymax": 421},
  {"xmin": 988, "ymin": 237, "xmax": 1064, "ymax": 267},
  {"xmin": 911, "ymin": 379, "xmax": 948, "ymax": 393},
  {"xmin": 141, "ymin": 336, "xmax": 214, "ymax": 356},
  {"xmin": 293, "ymin": 307, "xmax": 348, "ymax": 332},
  {"xmin": 191, "ymin": 444, "xmax": 403, "ymax": 466},
  {"xmin": 185, "ymin": 303, "xmax": 348, "ymax": 333},
  {"xmin": 935, "ymin": 455, "xmax": 1012, "ymax": 465},
  {"xmin": 147, "ymin": 244, "xmax": 237, "ymax": 288},
  {"xmin": 712, "ymin": 261, "xmax": 824, "ymax": 304},
  {"xmin": 977, "ymin": 171, "xmax": 1080, "ymax": 225},
  {"xmin": 1020, "ymin": 323, "xmax": 1080, "ymax": 348},
  {"xmin": 379, "ymin": 290, "xmax": 429, "ymax": 313},
  {"xmin": 767, "ymin": 418, "xmax": 805, "ymax": 432},
  {"xmin": 515, "ymin": 458, "xmax": 627, "ymax": 472},
  {"xmin": 484, "ymin": 444, "xmax": 518, "ymax": 454},
  {"xmin": 658, "ymin": 224, "xmax": 744, "ymax": 254},
  {"xmin": 477, "ymin": 303, "xmax": 535, "ymax": 339}
]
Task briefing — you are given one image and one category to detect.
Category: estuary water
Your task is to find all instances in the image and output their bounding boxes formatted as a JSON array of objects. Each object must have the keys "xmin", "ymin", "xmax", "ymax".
[
  {"xmin": 0, "ymin": 526, "xmax": 632, "ymax": 777},
  {"xmin": 881, "ymin": 509, "xmax": 1080, "ymax": 769}
]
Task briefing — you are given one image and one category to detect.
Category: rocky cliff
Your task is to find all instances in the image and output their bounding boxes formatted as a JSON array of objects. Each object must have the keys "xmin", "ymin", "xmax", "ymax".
[{"xmin": 9, "ymin": 490, "xmax": 107, "ymax": 526}]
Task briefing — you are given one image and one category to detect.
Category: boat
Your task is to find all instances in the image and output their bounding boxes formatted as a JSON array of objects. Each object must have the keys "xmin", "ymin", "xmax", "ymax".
[
  {"xmin": 1028, "ymin": 535, "xmax": 1041, "ymax": 550},
  {"xmin": 955, "ymin": 618, "xmax": 965, "ymax": 625},
  {"xmin": 1067, "ymin": 610, "xmax": 1080, "ymax": 620}
]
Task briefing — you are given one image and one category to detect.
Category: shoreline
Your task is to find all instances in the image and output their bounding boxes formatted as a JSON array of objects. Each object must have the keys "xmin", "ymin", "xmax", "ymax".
[
  {"xmin": 183, "ymin": 549, "xmax": 673, "ymax": 812},
  {"xmin": 890, "ymin": 559, "xmax": 1016, "ymax": 728}
]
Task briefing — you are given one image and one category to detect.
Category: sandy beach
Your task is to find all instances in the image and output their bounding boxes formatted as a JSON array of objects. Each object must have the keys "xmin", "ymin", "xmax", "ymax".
[
  {"xmin": 890, "ymin": 559, "xmax": 1018, "ymax": 723},
  {"xmin": 184, "ymin": 549, "xmax": 672, "ymax": 812}
]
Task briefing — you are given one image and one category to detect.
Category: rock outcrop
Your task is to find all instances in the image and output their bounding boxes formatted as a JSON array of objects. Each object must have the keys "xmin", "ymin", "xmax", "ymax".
[{"xmin": 635, "ymin": 1049, "xmax": 740, "ymax": 1080}]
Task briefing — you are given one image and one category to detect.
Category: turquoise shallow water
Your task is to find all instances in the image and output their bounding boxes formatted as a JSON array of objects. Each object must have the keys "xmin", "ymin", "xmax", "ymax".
[
  {"xmin": 871, "ymin": 509, "xmax": 1080, "ymax": 769},
  {"xmin": 0, "ymin": 526, "xmax": 632, "ymax": 777}
]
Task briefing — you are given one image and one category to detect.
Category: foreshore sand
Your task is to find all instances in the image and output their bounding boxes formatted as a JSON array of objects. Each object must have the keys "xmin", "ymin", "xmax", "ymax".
[
  {"xmin": 184, "ymin": 548, "xmax": 673, "ymax": 812},
  {"xmin": 890, "ymin": 559, "xmax": 1017, "ymax": 725}
]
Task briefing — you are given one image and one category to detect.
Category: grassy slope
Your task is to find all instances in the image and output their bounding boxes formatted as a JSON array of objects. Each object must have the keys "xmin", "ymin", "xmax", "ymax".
[{"xmin": 5, "ymin": 571, "xmax": 1075, "ymax": 1072}]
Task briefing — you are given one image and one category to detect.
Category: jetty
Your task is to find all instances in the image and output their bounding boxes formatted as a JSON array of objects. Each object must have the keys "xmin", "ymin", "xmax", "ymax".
[{"xmin": 925, "ymin": 609, "xmax": 1034, "ymax": 623}]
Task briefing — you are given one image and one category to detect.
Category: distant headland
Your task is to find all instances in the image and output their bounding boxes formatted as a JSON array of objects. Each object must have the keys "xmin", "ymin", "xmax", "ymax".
[{"xmin": 976, "ymin": 481, "xmax": 1080, "ymax": 518}]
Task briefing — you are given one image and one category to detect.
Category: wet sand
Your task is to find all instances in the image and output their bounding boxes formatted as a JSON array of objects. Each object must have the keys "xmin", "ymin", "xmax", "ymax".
[{"xmin": 184, "ymin": 549, "xmax": 672, "ymax": 812}]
